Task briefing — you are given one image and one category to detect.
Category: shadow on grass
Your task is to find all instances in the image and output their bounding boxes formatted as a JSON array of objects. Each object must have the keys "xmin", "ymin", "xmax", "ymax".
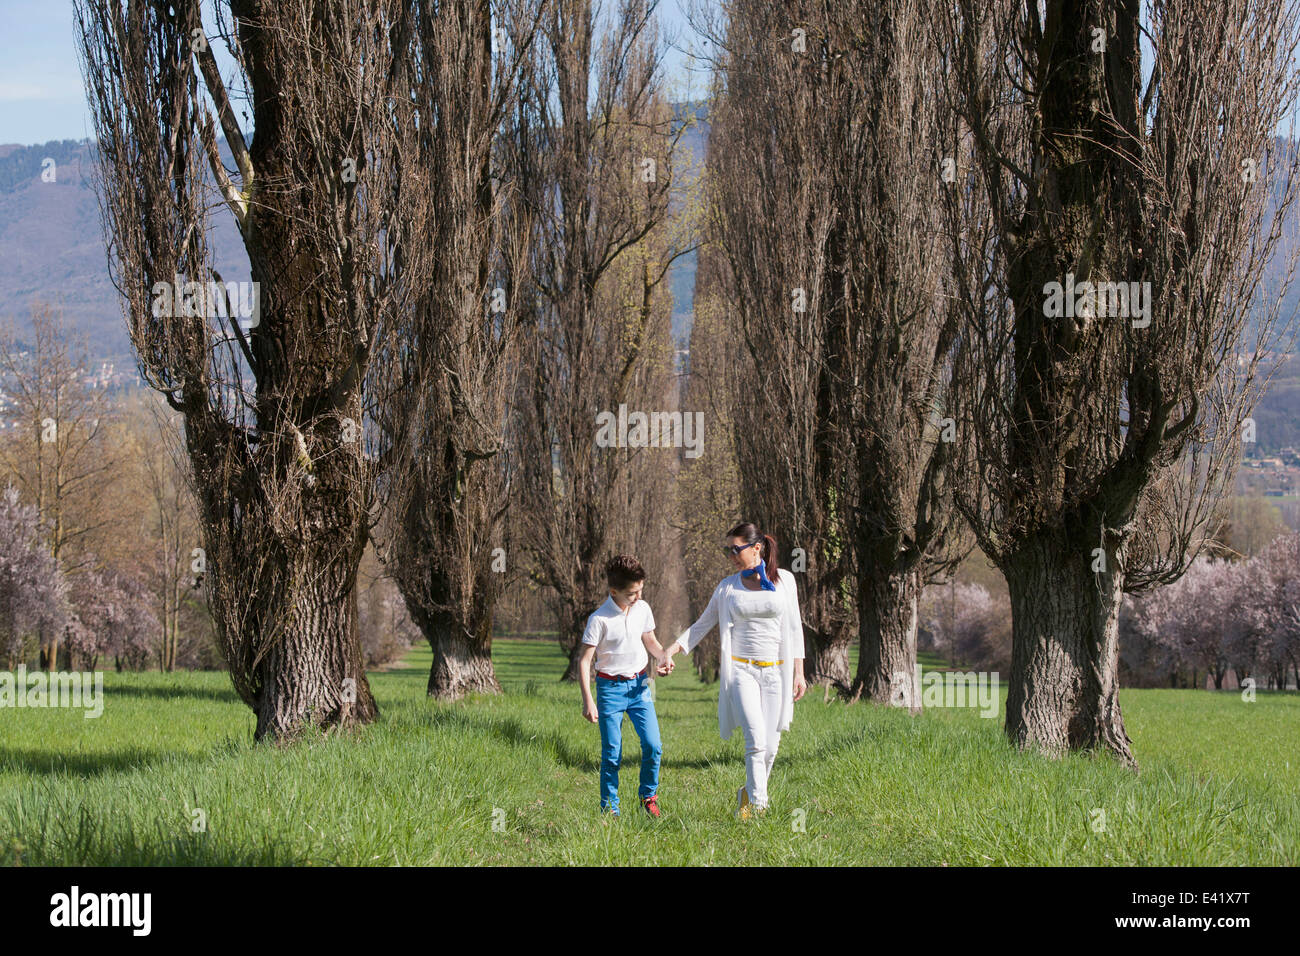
[
  {"xmin": 12, "ymin": 833, "xmax": 311, "ymax": 866},
  {"xmin": 426, "ymin": 709, "xmax": 599, "ymax": 771},
  {"xmin": 0, "ymin": 745, "xmax": 183, "ymax": 778},
  {"xmin": 105, "ymin": 684, "xmax": 242, "ymax": 704},
  {"xmin": 422, "ymin": 708, "xmax": 736, "ymax": 773}
]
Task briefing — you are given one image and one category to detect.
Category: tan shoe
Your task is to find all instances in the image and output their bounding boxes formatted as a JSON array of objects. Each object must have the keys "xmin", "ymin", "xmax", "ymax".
[{"xmin": 737, "ymin": 785, "xmax": 752, "ymax": 820}]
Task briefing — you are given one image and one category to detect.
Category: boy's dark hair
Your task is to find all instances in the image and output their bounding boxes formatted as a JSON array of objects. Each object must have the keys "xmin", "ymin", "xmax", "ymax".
[{"xmin": 606, "ymin": 554, "xmax": 647, "ymax": 590}]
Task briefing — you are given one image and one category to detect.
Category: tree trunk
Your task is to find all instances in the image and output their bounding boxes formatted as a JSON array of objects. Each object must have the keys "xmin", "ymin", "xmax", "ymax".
[
  {"xmin": 555, "ymin": 602, "xmax": 589, "ymax": 683},
  {"xmin": 1002, "ymin": 534, "xmax": 1135, "ymax": 766},
  {"xmin": 390, "ymin": 537, "xmax": 503, "ymax": 701},
  {"xmin": 851, "ymin": 567, "xmax": 921, "ymax": 712},
  {"xmin": 804, "ymin": 623, "xmax": 853, "ymax": 697},
  {"xmin": 691, "ymin": 632, "xmax": 719, "ymax": 682},
  {"xmin": 561, "ymin": 634, "xmax": 585, "ymax": 683},
  {"xmin": 38, "ymin": 626, "xmax": 60, "ymax": 671},
  {"xmin": 416, "ymin": 606, "xmax": 501, "ymax": 701},
  {"xmin": 252, "ymin": 560, "xmax": 377, "ymax": 742}
]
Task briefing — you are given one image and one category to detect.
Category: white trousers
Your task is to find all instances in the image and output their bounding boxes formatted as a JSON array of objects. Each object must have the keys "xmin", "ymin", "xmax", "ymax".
[{"xmin": 730, "ymin": 659, "xmax": 783, "ymax": 808}]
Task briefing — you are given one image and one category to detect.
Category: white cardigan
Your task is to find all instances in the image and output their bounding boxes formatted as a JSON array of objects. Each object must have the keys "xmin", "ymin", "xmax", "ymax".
[{"xmin": 675, "ymin": 568, "xmax": 805, "ymax": 740}]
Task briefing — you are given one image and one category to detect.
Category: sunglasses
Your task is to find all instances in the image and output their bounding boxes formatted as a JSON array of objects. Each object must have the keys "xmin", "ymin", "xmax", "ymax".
[{"xmin": 721, "ymin": 542, "xmax": 760, "ymax": 556}]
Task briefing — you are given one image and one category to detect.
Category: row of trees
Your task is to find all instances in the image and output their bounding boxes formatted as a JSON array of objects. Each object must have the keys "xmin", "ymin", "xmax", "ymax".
[
  {"xmin": 64, "ymin": 0, "xmax": 1300, "ymax": 767},
  {"xmin": 682, "ymin": 0, "xmax": 1300, "ymax": 765},
  {"xmin": 73, "ymin": 0, "xmax": 693, "ymax": 738},
  {"xmin": 0, "ymin": 308, "xmax": 198, "ymax": 671},
  {"xmin": 1125, "ymin": 536, "xmax": 1300, "ymax": 691},
  {"xmin": 0, "ymin": 306, "xmax": 418, "ymax": 673}
]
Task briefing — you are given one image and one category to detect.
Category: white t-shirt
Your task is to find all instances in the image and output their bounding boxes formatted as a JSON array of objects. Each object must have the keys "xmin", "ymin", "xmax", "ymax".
[
  {"xmin": 582, "ymin": 595, "xmax": 656, "ymax": 677},
  {"xmin": 731, "ymin": 584, "xmax": 783, "ymax": 660}
]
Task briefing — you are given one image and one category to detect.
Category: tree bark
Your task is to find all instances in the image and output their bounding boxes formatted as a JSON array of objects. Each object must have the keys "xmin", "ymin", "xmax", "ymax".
[
  {"xmin": 804, "ymin": 623, "xmax": 853, "ymax": 697},
  {"xmin": 561, "ymin": 632, "xmax": 585, "ymax": 683},
  {"xmin": 691, "ymin": 632, "xmax": 720, "ymax": 682},
  {"xmin": 851, "ymin": 567, "xmax": 921, "ymax": 712},
  {"xmin": 252, "ymin": 562, "xmax": 376, "ymax": 741},
  {"xmin": 1002, "ymin": 534, "xmax": 1134, "ymax": 766},
  {"xmin": 413, "ymin": 605, "xmax": 501, "ymax": 701},
  {"xmin": 554, "ymin": 600, "xmax": 590, "ymax": 683}
]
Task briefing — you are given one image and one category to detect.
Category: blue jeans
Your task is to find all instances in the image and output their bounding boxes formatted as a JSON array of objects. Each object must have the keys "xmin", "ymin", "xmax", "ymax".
[{"xmin": 595, "ymin": 672, "xmax": 662, "ymax": 812}]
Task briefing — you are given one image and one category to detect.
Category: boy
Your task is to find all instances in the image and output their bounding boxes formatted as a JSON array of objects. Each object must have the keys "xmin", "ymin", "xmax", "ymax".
[{"xmin": 578, "ymin": 555, "xmax": 674, "ymax": 818}]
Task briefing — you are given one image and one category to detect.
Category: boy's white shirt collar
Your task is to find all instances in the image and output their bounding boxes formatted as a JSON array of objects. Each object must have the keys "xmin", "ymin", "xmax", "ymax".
[{"xmin": 603, "ymin": 594, "xmax": 645, "ymax": 616}]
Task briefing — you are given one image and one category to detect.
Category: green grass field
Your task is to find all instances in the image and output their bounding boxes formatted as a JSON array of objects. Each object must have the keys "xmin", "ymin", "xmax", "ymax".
[{"xmin": 1, "ymin": 639, "xmax": 1296, "ymax": 865}]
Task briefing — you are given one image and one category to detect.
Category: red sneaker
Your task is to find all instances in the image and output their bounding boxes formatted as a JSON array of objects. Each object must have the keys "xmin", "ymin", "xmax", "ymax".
[{"xmin": 641, "ymin": 795, "xmax": 662, "ymax": 819}]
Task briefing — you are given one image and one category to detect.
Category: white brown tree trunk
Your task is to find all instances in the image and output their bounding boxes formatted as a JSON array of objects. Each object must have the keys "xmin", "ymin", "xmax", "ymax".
[
  {"xmin": 253, "ymin": 558, "xmax": 376, "ymax": 741},
  {"xmin": 804, "ymin": 625, "xmax": 853, "ymax": 698},
  {"xmin": 1002, "ymin": 534, "xmax": 1134, "ymax": 766},
  {"xmin": 852, "ymin": 567, "xmax": 921, "ymax": 712},
  {"xmin": 413, "ymin": 604, "xmax": 501, "ymax": 701}
]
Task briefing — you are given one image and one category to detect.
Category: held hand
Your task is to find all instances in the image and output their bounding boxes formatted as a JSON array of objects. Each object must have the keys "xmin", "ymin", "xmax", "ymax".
[
  {"xmin": 583, "ymin": 699, "xmax": 598, "ymax": 723},
  {"xmin": 656, "ymin": 655, "xmax": 674, "ymax": 676}
]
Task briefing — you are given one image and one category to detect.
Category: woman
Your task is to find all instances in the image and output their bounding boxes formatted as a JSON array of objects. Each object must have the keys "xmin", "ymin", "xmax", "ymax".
[{"xmin": 662, "ymin": 521, "xmax": 807, "ymax": 817}]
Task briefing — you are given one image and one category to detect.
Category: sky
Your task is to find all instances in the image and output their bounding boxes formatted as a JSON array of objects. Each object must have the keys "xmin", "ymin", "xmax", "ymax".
[
  {"xmin": 0, "ymin": 0, "xmax": 715, "ymax": 147},
  {"xmin": 0, "ymin": 0, "xmax": 93, "ymax": 144}
]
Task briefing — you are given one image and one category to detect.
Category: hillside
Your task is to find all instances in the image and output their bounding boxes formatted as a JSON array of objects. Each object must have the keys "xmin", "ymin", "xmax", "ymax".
[
  {"xmin": 0, "ymin": 137, "xmax": 248, "ymax": 365},
  {"xmin": 0, "ymin": 102, "xmax": 711, "ymax": 364}
]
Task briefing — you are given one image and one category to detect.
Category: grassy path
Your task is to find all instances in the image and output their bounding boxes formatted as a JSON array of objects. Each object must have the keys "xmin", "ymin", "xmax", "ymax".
[{"xmin": 0, "ymin": 639, "xmax": 1296, "ymax": 864}]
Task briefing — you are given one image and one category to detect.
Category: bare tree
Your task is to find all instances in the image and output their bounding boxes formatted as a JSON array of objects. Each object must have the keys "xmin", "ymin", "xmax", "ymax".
[
  {"xmin": 0, "ymin": 304, "xmax": 122, "ymax": 668},
  {"xmin": 676, "ymin": 239, "xmax": 743, "ymax": 682},
  {"xmin": 943, "ymin": 0, "xmax": 1300, "ymax": 762},
  {"xmin": 699, "ymin": 1, "xmax": 857, "ymax": 693},
  {"xmin": 76, "ymin": 0, "xmax": 437, "ymax": 740},
  {"xmin": 369, "ymin": 0, "xmax": 541, "ymax": 700},
  {"xmin": 510, "ymin": 0, "xmax": 692, "ymax": 680},
  {"xmin": 815, "ymin": 0, "xmax": 972, "ymax": 709},
  {"xmin": 128, "ymin": 391, "xmax": 198, "ymax": 672}
]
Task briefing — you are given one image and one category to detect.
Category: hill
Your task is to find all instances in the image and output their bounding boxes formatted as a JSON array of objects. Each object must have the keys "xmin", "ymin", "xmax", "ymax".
[{"xmin": 0, "ymin": 103, "xmax": 713, "ymax": 364}]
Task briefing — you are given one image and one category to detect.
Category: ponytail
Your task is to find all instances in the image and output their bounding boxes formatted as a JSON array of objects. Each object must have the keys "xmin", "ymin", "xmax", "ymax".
[{"xmin": 761, "ymin": 533, "xmax": 779, "ymax": 583}]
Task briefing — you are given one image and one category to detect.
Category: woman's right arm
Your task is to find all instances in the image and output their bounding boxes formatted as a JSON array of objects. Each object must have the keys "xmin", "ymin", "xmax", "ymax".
[{"xmin": 665, "ymin": 580, "xmax": 723, "ymax": 657}]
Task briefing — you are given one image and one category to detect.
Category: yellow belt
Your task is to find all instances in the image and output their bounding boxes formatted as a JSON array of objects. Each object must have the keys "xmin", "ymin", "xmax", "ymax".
[{"xmin": 731, "ymin": 656, "xmax": 783, "ymax": 667}]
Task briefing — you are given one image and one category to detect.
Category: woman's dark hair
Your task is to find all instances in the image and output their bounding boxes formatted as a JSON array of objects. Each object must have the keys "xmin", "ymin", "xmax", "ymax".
[
  {"xmin": 727, "ymin": 521, "xmax": 779, "ymax": 582},
  {"xmin": 606, "ymin": 554, "xmax": 647, "ymax": 590}
]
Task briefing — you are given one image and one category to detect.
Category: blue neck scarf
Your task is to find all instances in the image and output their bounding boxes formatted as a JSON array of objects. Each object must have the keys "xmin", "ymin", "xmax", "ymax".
[{"xmin": 741, "ymin": 560, "xmax": 777, "ymax": 591}]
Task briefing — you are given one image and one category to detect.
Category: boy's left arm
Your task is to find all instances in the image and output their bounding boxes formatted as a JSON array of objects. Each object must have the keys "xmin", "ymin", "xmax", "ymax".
[{"xmin": 641, "ymin": 630, "xmax": 674, "ymax": 674}]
